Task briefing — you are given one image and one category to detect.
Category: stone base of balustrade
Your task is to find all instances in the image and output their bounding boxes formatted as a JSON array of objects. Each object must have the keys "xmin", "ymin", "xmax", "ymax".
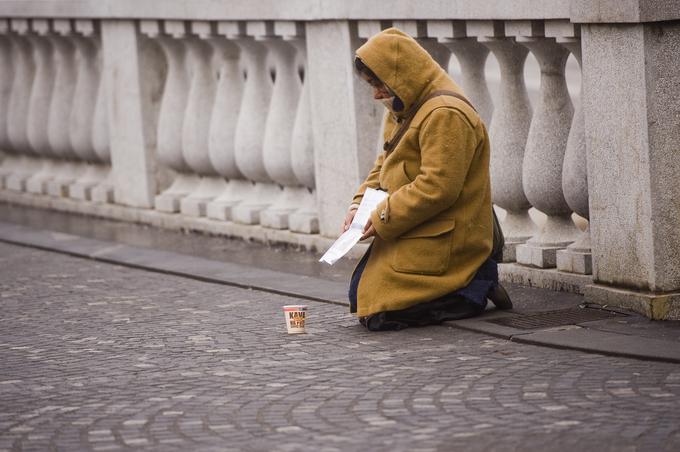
[
  {"xmin": 0, "ymin": 189, "xmax": 368, "ymax": 259},
  {"xmin": 180, "ymin": 197, "xmax": 208, "ymax": 217},
  {"xmin": 91, "ymin": 185, "xmax": 114, "ymax": 204},
  {"xmin": 260, "ymin": 210, "xmax": 291, "ymax": 230},
  {"xmin": 501, "ymin": 241, "xmax": 524, "ymax": 263},
  {"xmin": 498, "ymin": 263, "xmax": 593, "ymax": 295},
  {"xmin": 205, "ymin": 201, "xmax": 234, "ymax": 221},
  {"xmin": 155, "ymin": 193, "xmax": 181, "ymax": 213},
  {"xmin": 556, "ymin": 248, "xmax": 593, "ymax": 275},
  {"xmin": 26, "ymin": 178, "xmax": 48, "ymax": 195},
  {"xmin": 584, "ymin": 284, "xmax": 680, "ymax": 320},
  {"xmin": 6, "ymin": 175, "xmax": 27, "ymax": 192},
  {"xmin": 47, "ymin": 180, "xmax": 71, "ymax": 198},
  {"xmin": 289, "ymin": 213, "xmax": 320, "ymax": 235},
  {"xmin": 261, "ymin": 210, "xmax": 321, "ymax": 234},
  {"xmin": 515, "ymin": 243, "xmax": 565, "ymax": 268},
  {"xmin": 231, "ymin": 206, "xmax": 264, "ymax": 225},
  {"xmin": 70, "ymin": 182, "xmax": 96, "ymax": 201}
]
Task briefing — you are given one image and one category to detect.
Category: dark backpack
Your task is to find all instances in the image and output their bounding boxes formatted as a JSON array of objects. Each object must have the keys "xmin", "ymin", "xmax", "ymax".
[{"xmin": 491, "ymin": 208, "xmax": 504, "ymax": 263}]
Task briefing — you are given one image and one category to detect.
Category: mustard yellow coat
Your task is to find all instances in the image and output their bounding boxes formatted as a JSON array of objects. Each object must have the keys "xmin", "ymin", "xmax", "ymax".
[{"xmin": 352, "ymin": 28, "xmax": 493, "ymax": 318}]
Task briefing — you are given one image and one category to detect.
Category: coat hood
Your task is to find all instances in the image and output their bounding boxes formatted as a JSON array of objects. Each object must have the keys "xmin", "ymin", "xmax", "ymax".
[{"xmin": 355, "ymin": 27, "xmax": 456, "ymax": 114}]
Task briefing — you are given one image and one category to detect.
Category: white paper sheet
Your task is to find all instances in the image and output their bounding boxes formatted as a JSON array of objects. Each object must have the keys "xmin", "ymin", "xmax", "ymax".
[{"xmin": 319, "ymin": 188, "xmax": 388, "ymax": 265}]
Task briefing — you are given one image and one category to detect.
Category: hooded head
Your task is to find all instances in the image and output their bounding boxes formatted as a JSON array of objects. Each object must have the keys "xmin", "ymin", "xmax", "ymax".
[{"xmin": 355, "ymin": 27, "xmax": 455, "ymax": 116}]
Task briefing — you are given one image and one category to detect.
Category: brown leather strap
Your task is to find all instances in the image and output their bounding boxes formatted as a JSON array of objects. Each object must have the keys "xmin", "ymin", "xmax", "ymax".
[{"xmin": 383, "ymin": 90, "xmax": 476, "ymax": 154}]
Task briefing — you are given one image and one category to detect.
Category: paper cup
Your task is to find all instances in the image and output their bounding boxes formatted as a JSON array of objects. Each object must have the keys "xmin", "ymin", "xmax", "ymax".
[{"xmin": 283, "ymin": 305, "xmax": 307, "ymax": 334}]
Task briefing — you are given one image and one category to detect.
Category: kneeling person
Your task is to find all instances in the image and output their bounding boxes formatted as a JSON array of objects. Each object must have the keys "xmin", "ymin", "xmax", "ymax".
[{"xmin": 345, "ymin": 28, "xmax": 503, "ymax": 331}]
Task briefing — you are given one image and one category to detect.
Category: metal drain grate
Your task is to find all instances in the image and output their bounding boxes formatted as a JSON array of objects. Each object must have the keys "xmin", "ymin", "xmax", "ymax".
[{"xmin": 487, "ymin": 307, "xmax": 626, "ymax": 330}]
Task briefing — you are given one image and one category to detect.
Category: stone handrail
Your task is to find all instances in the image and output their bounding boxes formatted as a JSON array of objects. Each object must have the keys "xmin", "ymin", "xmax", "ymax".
[
  {"xmin": 0, "ymin": 0, "xmax": 571, "ymax": 21},
  {"xmin": 1, "ymin": 0, "xmax": 679, "ymax": 320},
  {"xmin": 0, "ymin": 0, "xmax": 678, "ymax": 23}
]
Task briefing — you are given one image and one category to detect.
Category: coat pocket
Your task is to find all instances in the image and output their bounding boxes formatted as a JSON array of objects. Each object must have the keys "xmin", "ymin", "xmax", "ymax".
[
  {"xmin": 391, "ymin": 220, "xmax": 455, "ymax": 275},
  {"xmin": 380, "ymin": 161, "xmax": 413, "ymax": 193}
]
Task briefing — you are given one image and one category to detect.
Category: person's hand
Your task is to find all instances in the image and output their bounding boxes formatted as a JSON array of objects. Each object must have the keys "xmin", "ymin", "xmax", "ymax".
[
  {"xmin": 342, "ymin": 208, "xmax": 357, "ymax": 233},
  {"xmin": 361, "ymin": 217, "xmax": 376, "ymax": 240}
]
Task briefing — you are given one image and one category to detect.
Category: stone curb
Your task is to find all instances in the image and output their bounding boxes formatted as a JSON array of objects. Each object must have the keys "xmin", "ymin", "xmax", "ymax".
[
  {"xmin": 2, "ymin": 219, "xmax": 680, "ymax": 364},
  {"xmin": 447, "ymin": 315, "xmax": 680, "ymax": 364},
  {"xmin": 0, "ymin": 220, "xmax": 349, "ymax": 306}
]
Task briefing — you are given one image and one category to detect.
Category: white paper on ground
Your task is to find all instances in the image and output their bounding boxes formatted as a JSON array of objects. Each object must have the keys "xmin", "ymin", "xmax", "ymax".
[{"xmin": 319, "ymin": 188, "xmax": 388, "ymax": 265}]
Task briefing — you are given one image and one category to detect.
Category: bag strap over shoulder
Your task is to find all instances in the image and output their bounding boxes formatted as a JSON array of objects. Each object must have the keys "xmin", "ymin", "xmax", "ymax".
[
  {"xmin": 380, "ymin": 90, "xmax": 505, "ymax": 261},
  {"xmin": 383, "ymin": 90, "xmax": 476, "ymax": 155}
]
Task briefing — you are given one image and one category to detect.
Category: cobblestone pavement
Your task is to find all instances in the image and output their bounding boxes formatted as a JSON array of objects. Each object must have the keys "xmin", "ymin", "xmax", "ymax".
[{"xmin": 1, "ymin": 242, "xmax": 680, "ymax": 452}]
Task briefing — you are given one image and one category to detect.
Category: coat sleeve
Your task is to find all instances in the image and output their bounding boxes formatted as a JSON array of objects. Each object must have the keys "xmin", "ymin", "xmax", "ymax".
[
  {"xmin": 351, "ymin": 111, "xmax": 393, "ymax": 206},
  {"xmin": 371, "ymin": 107, "xmax": 480, "ymax": 241},
  {"xmin": 351, "ymin": 151, "xmax": 385, "ymax": 206}
]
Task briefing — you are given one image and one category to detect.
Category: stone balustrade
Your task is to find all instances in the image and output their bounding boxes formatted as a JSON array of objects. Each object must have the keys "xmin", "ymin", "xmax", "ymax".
[
  {"xmin": 0, "ymin": 16, "xmax": 113, "ymax": 202},
  {"xmin": 0, "ymin": 0, "xmax": 678, "ymax": 320}
]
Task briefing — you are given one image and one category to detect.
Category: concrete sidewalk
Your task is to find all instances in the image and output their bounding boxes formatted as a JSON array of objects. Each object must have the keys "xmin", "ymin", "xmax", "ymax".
[{"xmin": 2, "ymin": 203, "xmax": 680, "ymax": 364}]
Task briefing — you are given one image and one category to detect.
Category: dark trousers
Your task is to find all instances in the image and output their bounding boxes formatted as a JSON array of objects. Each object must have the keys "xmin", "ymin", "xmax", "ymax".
[
  {"xmin": 350, "ymin": 247, "xmax": 485, "ymax": 332},
  {"xmin": 359, "ymin": 294, "xmax": 485, "ymax": 331}
]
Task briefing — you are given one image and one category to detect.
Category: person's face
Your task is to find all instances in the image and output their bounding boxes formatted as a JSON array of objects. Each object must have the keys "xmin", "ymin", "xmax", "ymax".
[{"xmin": 360, "ymin": 73, "xmax": 392, "ymax": 100}]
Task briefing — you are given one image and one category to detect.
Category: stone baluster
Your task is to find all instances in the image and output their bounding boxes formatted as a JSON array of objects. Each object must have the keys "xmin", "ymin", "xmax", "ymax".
[
  {"xmin": 288, "ymin": 32, "xmax": 319, "ymax": 234},
  {"xmin": 427, "ymin": 20, "xmax": 494, "ymax": 126},
  {"xmin": 179, "ymin": 21, "xmax": 227, "ymax": 217},
  {"xmin": 356, "ymin": 20, "xmax": 385, "ymax": 42},
  {"xmin": 45, "ymin": 19, "xmax": 81, "ymax": 197},
  {"xmin": 473, "ymin": 21, "xmax": 536, "ymax": 261},
  {"xmin": 0, "ymin": 20, "xmax": 13, "ymax": 188},
  {"xmin": 69, "ymin": 20, "xmax": 109, "ymax": 201},
  {"xmin": 259, "ymin": 22, "xmax": 304, "ymax": 230},
  {"xmin": 546, "ymin": 23, "xmax": 592, "ymax": 275},
  {"xmin": 230, "ymin": 21, "xmax": 277, "ymax": 225},
  {"xmin": 141, "ymin": 20, "xmax": 197, "ymax": 213},
  {"xmin": 90, "ymin": 20, "xmax": 113, "ymax": 204},
  {"xmin": 5, "ymin": 19, "xmax": 37, "ymax": 192},
  {"xmin": 392, "ymin": 20, "xmax": 451, "ymax": 70},
  {"xmin": 511, "ymin": 21, "xmax": 579, "ymax": 268},
  {"xmin": 205, "ymin": 22, "xmax": 247, "ymax": 221},
  {"xmin": 24, "ymin": 20, "xmax": 56, "ymax": 195},
  {"xmin": 0, "ymin": 21, "xmax": 11, "ymax": 143},
  {"xmin": 69, "ymin": 21, "xmax": 99, "ymax": 162}
]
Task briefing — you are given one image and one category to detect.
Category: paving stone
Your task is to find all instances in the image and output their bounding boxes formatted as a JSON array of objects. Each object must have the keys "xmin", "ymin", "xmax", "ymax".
[{"xmin": 0, "ymin": 242, "xmax": 679, "ymax": 451}]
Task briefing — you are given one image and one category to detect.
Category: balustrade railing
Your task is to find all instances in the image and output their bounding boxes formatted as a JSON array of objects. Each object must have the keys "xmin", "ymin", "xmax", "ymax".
[
  {"xmin": 138, "ymin": 19, "xmax": 320, "ymax": 232},
  {"xmin": 0, "ymin": 14, "xmax": 594, "ymax": 266},
  {"xmin": 0, "ymin": 17, "xmax": 113, "ymax": 202},
  {"xmin": 0, "ymin": 14, "xmax": 594, "ymax": 265},
  {"xmin": 1, "ymin": 0, "xmax": 678, "ymax": 317}
]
